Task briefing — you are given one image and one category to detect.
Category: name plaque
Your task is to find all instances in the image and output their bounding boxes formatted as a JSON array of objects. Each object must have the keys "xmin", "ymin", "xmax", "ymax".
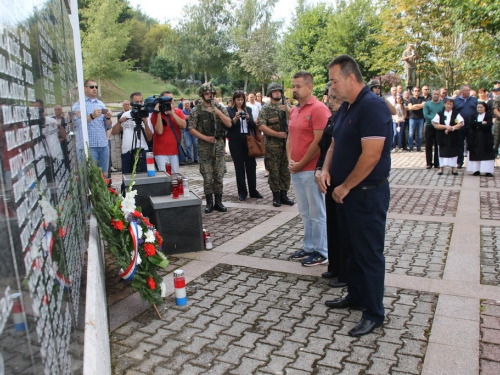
[{"xmin": 0, "ymin": 0, "xmax": 88, "ymax": 373}]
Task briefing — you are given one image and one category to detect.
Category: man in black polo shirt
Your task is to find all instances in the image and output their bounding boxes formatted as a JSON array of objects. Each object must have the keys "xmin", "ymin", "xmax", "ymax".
[
  {"xmin": 408, "ymin": 87, "xmax": 426, "ymax": 151},
  {"xmin": 319, "ymin": 55, "xmax": 391, "ymax": 337}
]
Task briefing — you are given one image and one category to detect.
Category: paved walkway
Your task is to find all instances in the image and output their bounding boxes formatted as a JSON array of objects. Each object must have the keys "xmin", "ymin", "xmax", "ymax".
[{"xmin": 108, "ymin": 152, "xmax": 500, "ymax": 375}]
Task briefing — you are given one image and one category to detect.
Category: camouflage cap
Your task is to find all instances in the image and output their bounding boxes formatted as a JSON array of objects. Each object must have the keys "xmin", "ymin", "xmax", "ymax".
[
  {"xmin": 198, "ymin": 83, "xmax": 216, "ymax": 98},
  {"xmin": 266, "ymin": 82, "xmax": 284, "ymax": 97},
  {"xmin": 368, "ymin": 79, "xmax": 381, "ymax": 88}
]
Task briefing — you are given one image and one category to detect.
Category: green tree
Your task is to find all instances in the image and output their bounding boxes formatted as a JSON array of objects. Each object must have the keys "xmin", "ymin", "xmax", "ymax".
[
  {"xmin": 142, "ymin": 24, "xmax": 177, "ymax": 72},
  {"xmin": 178, "ymin": 0, "xmax": 232, "ymax": 82},
  {"xmin": 149, "ymin": 56, "xmax": 178, "ymax": 82},
  {"xmin": 81, "ymin": 0, "xmax": 133, "ymax": 92}
]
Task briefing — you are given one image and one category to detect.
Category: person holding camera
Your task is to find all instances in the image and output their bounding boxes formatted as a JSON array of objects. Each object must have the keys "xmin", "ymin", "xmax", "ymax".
[
  {"xmin": 151, "ymin": 90, "xmax": 187, "ymax": 174},
  {"xmin": 188, "ymin": 83, "xmax": 232, "ymax": 213},
  {"xmin": 111, "ymin": 92, "xmax": 153, "ymax": 175},
  {"xmin": 226, "ymin": 90, "xmax": 262, "ymax": 201}
]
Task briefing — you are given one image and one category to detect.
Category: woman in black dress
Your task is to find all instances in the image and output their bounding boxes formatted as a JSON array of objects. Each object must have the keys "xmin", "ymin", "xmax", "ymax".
[
  {"xmin": 226, "ymin": 91, "xmax": 262, "ymax": 201},
  {"xmin": 466, "ymin": 102, "xmax": 495, "ymax": 176}
]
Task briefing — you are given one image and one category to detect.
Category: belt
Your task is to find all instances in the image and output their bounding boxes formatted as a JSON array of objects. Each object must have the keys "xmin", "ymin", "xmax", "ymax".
[{"xmin": 352, "ymin": 178, "xmax": 388, "ymax": 191}]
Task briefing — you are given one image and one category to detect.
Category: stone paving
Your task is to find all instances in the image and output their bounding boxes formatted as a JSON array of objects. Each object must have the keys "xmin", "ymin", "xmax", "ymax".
[
  {"xmin": 480, "ymin": 300, "xmax": 500, "ymax": 375},
  {"xmin": 480, "ymin": 226, "xmax": 500, "ymax": 286},
  {"xmin": 107, "ymin": 151, "xmax": 500, "ymax": 375},
  {"xmin": 110, "ymin": 264, "xmax": 436, "ymax": 375}
]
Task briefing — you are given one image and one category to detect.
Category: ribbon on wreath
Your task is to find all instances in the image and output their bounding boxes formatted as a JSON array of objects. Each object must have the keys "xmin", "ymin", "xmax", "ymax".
[
  {"xmin": 46, "ymin": 230, "xmax": 71, "ymax": 290},
  {"xmin": 119, "ymin": 221, "xmax": 139, "ymax": 281}
]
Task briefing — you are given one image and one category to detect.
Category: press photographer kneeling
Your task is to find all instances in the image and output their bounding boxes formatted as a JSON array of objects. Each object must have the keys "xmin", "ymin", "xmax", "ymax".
[{"xmin": 111, "ymin": 92, "xmax": 153, "ymax": 188}]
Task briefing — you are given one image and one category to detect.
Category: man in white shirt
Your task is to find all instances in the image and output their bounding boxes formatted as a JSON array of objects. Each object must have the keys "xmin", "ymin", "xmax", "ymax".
[
  {"xmin": 111, "ymin": 92, "xmax": 153, "ymax": 174},
  {"xmin": 246, "ymin": 93, "xmax": 262, "ymax": 120}
]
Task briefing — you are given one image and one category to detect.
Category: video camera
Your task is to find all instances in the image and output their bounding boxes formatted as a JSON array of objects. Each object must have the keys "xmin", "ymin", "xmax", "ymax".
[
  {"xmin": 130, "ymin": 101, "xmax": 149, "ymax": 121},
  {"xmin": 144, "ymin": 95, "xmax": 173, "ymax": 113}
]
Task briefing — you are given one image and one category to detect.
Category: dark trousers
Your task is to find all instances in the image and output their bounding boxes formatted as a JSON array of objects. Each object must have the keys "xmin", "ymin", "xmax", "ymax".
[
  {"xmin": 121, "ymin": 149, "xmax": 147, "ymax": 194},
  {"xmin": 457, "ymin": 127, "xmax": 470, "ymax": 166},
  {"xmin": 402, "ymin": 118, "xmax": 409, "ymax": 149},
  {"xmin": 424, "ymin": 126, "xmax": 439, "ymax": 167},
  {"xmin": 326, "ymin": 185, "xmax": 347, "ymax": 281},
  {"xmin": 336, "ymin": 183, "xmax": 390, "ymax": 323},
  {"xmin": 228, "ymin": 135, "xmax": 257, "ymax": 197}
]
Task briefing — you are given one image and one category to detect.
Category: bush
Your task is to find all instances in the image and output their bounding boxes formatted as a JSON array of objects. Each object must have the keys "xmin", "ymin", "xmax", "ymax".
[{"xmin": 171, "ymin": 88, "xmax": 180, "ymax": 96}]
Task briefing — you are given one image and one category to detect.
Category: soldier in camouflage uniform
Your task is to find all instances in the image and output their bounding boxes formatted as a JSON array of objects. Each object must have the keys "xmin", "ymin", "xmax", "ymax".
[
  {"xmin": 188, "ymin": 83, "xmax": 232, "ymax": 213},
  {"xmin": 492, "ymin": 89, "xmax": 500, "ymax": 157},
  {"xmin": 257, "ymin": 83, "xmax": 294, "ymax": 207}
]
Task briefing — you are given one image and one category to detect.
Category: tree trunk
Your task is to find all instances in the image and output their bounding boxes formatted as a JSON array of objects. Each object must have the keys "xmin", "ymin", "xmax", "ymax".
[
  {"xmin": 262, "ymin": 82, "xmax": 265, "ymax": 95},
  {"xmin": 98, "ymin": 77, "xmax": 102, "ymax": 98},
  {"xmin": 204, "ymin": 70, "xmax": 208, "ymax": 83},
  {"xmin": 244, "ymin": 75, "xmax": 248, "ymax": 92}
]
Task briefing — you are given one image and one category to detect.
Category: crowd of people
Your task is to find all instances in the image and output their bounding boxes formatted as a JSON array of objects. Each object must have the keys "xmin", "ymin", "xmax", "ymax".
[{"xmin": 75, "ymin": 56, "xmax": 498, "ymax": 337}]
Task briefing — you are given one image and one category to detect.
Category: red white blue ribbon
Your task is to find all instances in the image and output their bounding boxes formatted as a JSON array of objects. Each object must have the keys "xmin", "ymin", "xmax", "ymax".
[
  {"xmin": 46, "ymin": 230, "xmax": 71, "ymax": 290},
  {"xmin": 120, "ymin": 221, "xmax": 139, "ymax": 281}
]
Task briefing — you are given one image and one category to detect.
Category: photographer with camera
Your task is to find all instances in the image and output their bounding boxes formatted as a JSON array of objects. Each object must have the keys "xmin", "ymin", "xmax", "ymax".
[
  {"xmin": 111, "ymin": 92, "xmax": 153, "ymax": 175},
  {"xmin": 151, "ymin": 90, "xmax": 187, "ymax": 174},
  {"xmin": 226, "ymin": 90, "xmax": 262, "ymax": 201},
  {"xmin": 188, "ymin": 83, "xmax": 232, "ymax": 213}
]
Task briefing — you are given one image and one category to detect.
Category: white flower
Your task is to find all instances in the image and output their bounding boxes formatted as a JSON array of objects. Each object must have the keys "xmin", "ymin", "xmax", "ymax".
[
  {"xmin": 121, "ymin": 190, "xmax": 137, "ymax": 216},
  {"xmin": 52, "ymin": 261, "xmax": 59, "ymax": 272},
  {"xmin": 39, "ymin": 196, "xmax": 58, "ymax": 225},
  {"xmin": 145, "ymin": 230, "xmax": 155, "ymax": 243},
  {"xmin": 131, "ymin": 251, "xmax": 142, "ymax": 265},
  {"xmin": 137, "ymin": 225, "xmax": 143, "ymax": 239},
  {"xmin": 160, "ymin": 281, "xmax": 167, "ymax": 298}
]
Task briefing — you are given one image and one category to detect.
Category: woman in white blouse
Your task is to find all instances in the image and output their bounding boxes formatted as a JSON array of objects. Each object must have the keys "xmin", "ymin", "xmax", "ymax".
[
  {"xmin": 432, "ymin": 98, "xmax": 464, "ymax": 175},
  {"xmin": 466, "ymin": 102, "xmax": 495, "ymax": 177}
]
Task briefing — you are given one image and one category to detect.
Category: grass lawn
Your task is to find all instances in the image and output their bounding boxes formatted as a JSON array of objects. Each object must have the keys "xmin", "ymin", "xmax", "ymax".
[{"xmin": 101, "ymin": 70, "xmax": 178, "ymax": 103}]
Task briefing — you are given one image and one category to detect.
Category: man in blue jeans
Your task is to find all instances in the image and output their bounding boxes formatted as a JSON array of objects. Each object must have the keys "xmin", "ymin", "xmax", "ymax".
[
  {"xmin": 454, "ymin": 85, "xmax": 478, "ymax": 168},
  {"xmin": 84, "ymin": 79, "xmax": 113, "ymax": 171},
  {"xmin": 182, "ymin": 100, "xmax": 198, "ymax": 163},
  {"xmin": 407, "ymin": 86, "xmax": 425, "ymax": 152}
]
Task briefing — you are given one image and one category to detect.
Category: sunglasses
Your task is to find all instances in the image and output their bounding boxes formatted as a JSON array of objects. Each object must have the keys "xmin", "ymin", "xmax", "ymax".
[{"xmin": 86, "ymin": 85, "xmax": 98, "ymax": 89}]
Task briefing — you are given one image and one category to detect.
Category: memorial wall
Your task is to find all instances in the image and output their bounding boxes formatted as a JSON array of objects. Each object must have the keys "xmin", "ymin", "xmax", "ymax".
[{"xmin": 0, "ymin": 0, "xmax": 89, "ymax": 373}]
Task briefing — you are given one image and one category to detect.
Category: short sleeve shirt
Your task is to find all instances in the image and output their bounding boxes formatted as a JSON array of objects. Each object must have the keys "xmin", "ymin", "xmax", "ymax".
[
  {"xmin": 408, "ymin": 96, "xmax": 425, "ymax": 119},
  {"xmin": 84, "ymin": 96, "xmax": 109, "ymax": 147},
  {"xmin": 151, "ymin": 108, "xmax": 186, "ymax": 155},
  {"xmin": 330, "ymin": 85, "xmax": 392, "ymax": 186},
  {"xmin": 288, "ymin": 96, "xmax": 330, "ymax": 171}
]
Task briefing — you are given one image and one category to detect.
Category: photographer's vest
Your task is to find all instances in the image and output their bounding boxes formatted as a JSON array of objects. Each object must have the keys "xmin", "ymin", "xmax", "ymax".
[
  {"xmin": 195, "ymin": 104, "xmax": 226, "ymax": 140},
  {"xmin": 263, "ymin": 103, "xmax": 287, "ymax": 147}
]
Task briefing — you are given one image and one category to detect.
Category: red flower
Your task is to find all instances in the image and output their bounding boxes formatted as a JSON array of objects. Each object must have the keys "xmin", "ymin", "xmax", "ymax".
[
  {"xmin": 155, "ymin": 231, "xmax": 163, "ymax": 246},
  {"xmin": 133, "ymin": 210, "xmax": 142, "ymax": 218},
  {"xmin": 147, "ymin": 277, "xmax": 156, "ymax": 290},
  {"xmin": 108, "ymin": 187, "xmax": 118, "ymax": 196},
  {"xmin": 111, "ymin": 218, "xmax": 125, "ymax": 231},
  {"xmin": 142, "ymin": 217, "xmax": 152, "ymax": 227},
  {"xmin": 59, "ymin": 227, "xmax": 64, "ymax": 237},
  {"xmin": 144, "ymin": 243, "xmax": 156, "ymax": 257}
]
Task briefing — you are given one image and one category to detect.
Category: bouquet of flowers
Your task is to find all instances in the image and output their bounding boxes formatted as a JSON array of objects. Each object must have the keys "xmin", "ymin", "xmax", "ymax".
[{"xmin": 88, "ymin": 151, "xmax": 168, "ymax": 311}]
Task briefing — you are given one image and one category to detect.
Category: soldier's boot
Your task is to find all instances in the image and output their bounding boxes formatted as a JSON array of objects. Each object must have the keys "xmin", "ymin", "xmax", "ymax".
[
  {"xmin": 214, "ymin": 194, "xmax": 227, "ymax": 212},
  {"xmin": 205, "ymin": 194, "xmax": 214, "ymax": 213},
  {"xmin": 273, "ymin": 192, "xmax": 281, "ymax": 207},
  {"xmin": 280, "ymin": 191, "xmax": 294, "ymax": 206}
]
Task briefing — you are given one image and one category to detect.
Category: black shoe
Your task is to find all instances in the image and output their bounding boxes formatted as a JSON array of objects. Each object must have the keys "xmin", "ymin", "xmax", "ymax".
[
  {"xmin": 322, "ymin": 272, "xmax": 337, "ymax": 279},
  {"xmin": 205, "ymin": 194, "xmax": 214, "ymax": 213},
  {"xmin": 325, "ymin": 297, "xmax": 364, "ymax": 310},
  {"xmin": 250, "ymin": 191, "xmax": 263, "ymax": 198},
  {"xmin": 437, "ymin": 172, "xmax": 443, "ymax": 175},
  {"xmin": 473, "ymin": 171, "xmax": 480, "ymax": 176},
  {"xmin": 329, "ymin": 279, "xmax": 348, "ymax": 288},
  {"xmin": 238, "ymin": 194, "xmax": 247, "ymax": 201},
  {"xmin": 348, "ymin": 318, "xmax": 383, "ymax": 337},
  {"xmin": 426, "ymin": 165, "xmax": 432, "ymax": 169},
  {"xmin": 486, "ymin": 173, "xmax": 494, "ymax": 177},
  {"xmin": 280, "ymin": 191, "xmax": 294, "ymax": 206},
  {"xmin": 272, "ymin": 191, "xmax": 281, "ymax": 207},
  {"xmin": 452, "ymin": 171, "xmax": 458, "ymax": 176},
  {"xmin": 290, "ymin": 249, "xmax": 309, "ymax": 260},
  {"xmin": 214, "ymin": 194, "xmax": 227, "ymax": 212},
  {"xmin": 194, "ymin": 160, "xmax": 199, "ymax": 164},
  {"xmin": 457, "ymin": 165, "xmax": 463, "ymax": 169}
]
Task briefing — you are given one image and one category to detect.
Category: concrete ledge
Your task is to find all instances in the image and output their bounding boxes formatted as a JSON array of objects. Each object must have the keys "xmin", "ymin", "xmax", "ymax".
[{"xmin": 83, "ymin": 215, "xmax": 111, "ymax": 375}]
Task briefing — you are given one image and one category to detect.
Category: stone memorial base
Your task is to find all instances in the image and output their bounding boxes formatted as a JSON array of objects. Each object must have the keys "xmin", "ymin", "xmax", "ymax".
[{"xmin": 150, "ymin": 192, "xmax": 204, "ymax": 254}]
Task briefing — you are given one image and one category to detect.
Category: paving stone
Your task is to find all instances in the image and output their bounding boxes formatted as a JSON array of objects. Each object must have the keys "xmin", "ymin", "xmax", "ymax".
[
  {"xmin": 480, "ymin": 359, "xmax": 500, "ymax": 375},
  {"xmin": 365, "ymin": 357, "xmax": 397, "ymax": 375},
  {"xmin": 110, "ymin": 264, "xmax": 436, "ymax": 375},
  {"xmin": 482, "ymin": 328, "xmax": 500, "ymax": 345},
  {"xmin": 392, "ymin": 354, "xmax": 422, "ymax": 374}
]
